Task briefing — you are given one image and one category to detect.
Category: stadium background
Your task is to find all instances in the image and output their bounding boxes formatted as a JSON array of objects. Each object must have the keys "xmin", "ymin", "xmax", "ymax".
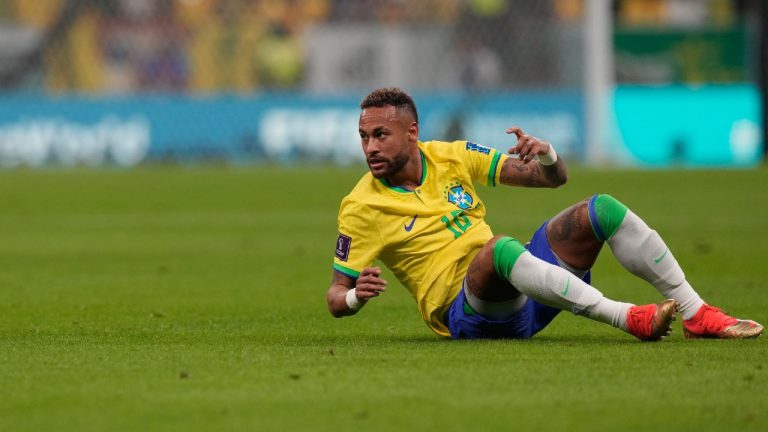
[{"xmin": 0, "ymin": 0, "xmax": 764, "ymax": 167}]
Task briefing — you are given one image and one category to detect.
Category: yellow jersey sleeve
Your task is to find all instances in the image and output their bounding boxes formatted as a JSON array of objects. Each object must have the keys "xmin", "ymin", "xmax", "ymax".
[
  {"xmin": 332, "ymin": 197, "xmax": 383, "ymax": 278},
  {"xmin": 458, "ymin": 141, "xmax": 507, "ymax": 187}
]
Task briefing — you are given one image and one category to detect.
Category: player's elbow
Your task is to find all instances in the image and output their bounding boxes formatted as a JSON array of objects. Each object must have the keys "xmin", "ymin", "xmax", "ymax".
[
  {"xmin": 543, "ymin": 173, "xmax": 567, "ymax": 188},
  {"xmin": 547, "ymin": 166, "xmax": 567, "ymax": 188},
  {"xmin": 553, "ymin": 172, "xmax": 567, "ymax": 187},
  {"xmin": 328, "ymin": 303, "xmax": 346, "ymax": 318},
  {"xmin": 327, "ymin": 297, "xmax": 341, "ymax": 318},
  {"xmin": 327, "ymin": 291, "xmax": 348, "ymax": 318}
]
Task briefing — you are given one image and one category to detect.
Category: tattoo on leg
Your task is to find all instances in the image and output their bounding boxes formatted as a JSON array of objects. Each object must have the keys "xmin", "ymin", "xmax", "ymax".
[
  {"xmin": 465, "ymin": 248, "xmax": 518, "ymax": 301},
  {"xmin": 465, "ymin": 274, "xmax": 480, "ymax": 295},
  {"xmin": 551, "ymin": 205, "xmax": 584, "ymax": 242},
  {"xmin": 548, "ymin": 201, "xmax": 605, "ymax": 270},
  {"xmin": 465, "ymin": 259, "xmax": 482, "ymax": 294}
]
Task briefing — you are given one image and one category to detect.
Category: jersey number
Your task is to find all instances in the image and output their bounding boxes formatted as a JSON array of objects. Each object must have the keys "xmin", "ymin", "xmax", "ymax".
[{"xmin": 440, "ymin": 210, "xmax": 472, "ymax": 239}]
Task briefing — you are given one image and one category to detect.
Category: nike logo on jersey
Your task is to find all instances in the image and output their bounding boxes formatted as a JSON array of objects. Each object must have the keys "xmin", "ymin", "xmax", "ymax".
[{"xmin": 404, "ymin": 215, "xmax": 417, "ymax": 232}]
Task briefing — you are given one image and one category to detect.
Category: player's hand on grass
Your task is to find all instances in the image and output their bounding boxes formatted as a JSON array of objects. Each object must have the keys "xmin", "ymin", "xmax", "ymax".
[
  {"xmin": 355, "ymin": 266, "xmax": 387, "ymax": 302},
  {"xmin": 506, "ymin": 126, "xmax": 552, "ymax": 164}
]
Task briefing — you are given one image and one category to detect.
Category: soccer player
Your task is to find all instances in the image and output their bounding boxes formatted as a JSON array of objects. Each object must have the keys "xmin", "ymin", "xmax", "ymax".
[{"xmin": 326, "ymin": 87, "xmax": 763, "ymax": 341}]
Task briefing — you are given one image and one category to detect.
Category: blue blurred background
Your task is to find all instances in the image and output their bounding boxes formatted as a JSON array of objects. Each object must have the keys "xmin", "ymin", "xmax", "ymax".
[{"xmin": 0, "ymin": 0, "xmax": 764, "ymax": 168}]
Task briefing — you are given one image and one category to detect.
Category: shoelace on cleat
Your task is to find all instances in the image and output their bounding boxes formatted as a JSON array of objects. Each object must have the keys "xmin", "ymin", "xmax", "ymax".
[{"xmin": 687, "ymin": 305, "xmax": 737, "ymax": 334}]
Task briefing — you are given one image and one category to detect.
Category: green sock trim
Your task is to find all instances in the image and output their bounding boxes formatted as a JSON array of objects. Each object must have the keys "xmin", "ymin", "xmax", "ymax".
[
  {"xmin": 463, "ymin": 300, "xmax": 476, "ymax": 316},
  {"xmin": 593, "ymin": 194, "xmax": 628, "ymax": 240},
  {"xmin": 492, "ymin": 237, "xmax": 527, "ymax": 279}
]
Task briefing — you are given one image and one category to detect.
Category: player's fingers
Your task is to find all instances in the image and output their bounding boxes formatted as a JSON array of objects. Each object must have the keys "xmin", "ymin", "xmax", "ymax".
[
  {"xmin": 525, "ymin": 141, "xmax": 549, "ymax": 162},
  {"xmin": 356, "ymin": 283, "xmax": 386, "ymax": 299},
  {"xmin": 517, "ymin": 138, "xmax": 533, "ymax": 160},
  {"xmin": 526, "ymin": 139, "xmax": 542, "ymax": 162},
  {"xmin": 356, "ymin": 274, "xmax": 387, "ymax": 291},
  {"xmin": 356, "ymin": 289, "xmax": 379, "ymax": 300},
  {"xmin": 525, "ymin": 138, "xmax": 547, "ymax": 160},
  {"xmin": 356, "ymin": 276, "xmax": 387, "ymax": 288},
  {"xmin": 506, "ymin": 126, "xmax": 524, "ymax": 138},
  {"xmin": 508, "ymin": 135, "xmax": 527, "ymax": 155},
  {"xmin": 534, "ymin": 142, "xmax": 549, "ymax": 158},
  {"xmin": 359, "ymin": 266, "xmax": 381, "ymax": 278},
  {"xmin": 523, "ymin": 152, "xmax": 535, "ymax": 163}
]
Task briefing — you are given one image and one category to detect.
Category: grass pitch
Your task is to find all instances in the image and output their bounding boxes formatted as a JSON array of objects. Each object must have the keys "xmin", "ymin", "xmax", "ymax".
[{"xmin": 0, "ymin": 165, "xmax": 766, "ymax": 431}]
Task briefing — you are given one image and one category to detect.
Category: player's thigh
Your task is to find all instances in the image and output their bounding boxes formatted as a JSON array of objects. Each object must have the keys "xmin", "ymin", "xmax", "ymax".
[
  {"xmin": 545, "ymin": 198, "xmax": 603, "ymax": 270},
  {"xmin": 465, "ymin": 235, "xmax": 522, "ymax": 302}
]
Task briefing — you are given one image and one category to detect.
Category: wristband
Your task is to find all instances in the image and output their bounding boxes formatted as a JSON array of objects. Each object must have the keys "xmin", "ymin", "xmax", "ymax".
[
  {"xmin": 345, "ymin": 288, "xmax": 363, "ymax": 311},
  {"xmin": 538, "ymin": 145, "xmax": 558, "ymax": 166}
]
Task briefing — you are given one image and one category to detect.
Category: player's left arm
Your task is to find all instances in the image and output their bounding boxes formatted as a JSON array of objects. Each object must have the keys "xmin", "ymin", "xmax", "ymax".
[{"xmin": 498, "ymin": 126, "xmax": 567, "ymax": 188}]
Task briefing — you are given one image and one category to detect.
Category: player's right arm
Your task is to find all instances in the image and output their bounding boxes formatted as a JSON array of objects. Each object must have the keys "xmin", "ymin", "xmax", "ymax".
[
  {"xmin": 499, "ymin": 126, "xmax": 568, "ymax": 188},
  {"xmin": 327, "ymin": 267, "xmax": 387, "ymax": 317}
]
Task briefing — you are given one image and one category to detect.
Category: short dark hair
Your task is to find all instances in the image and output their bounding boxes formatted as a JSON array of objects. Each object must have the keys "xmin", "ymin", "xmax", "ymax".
[{"xmin": 360, "ymin": 87, "xmax": 419, "ymax": 124}]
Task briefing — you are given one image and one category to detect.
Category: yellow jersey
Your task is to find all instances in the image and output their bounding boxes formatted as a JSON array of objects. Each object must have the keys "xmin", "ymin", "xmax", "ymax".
[{"xmin": 333, "ymin": 140, "xmax": 508, "ymax": 336}]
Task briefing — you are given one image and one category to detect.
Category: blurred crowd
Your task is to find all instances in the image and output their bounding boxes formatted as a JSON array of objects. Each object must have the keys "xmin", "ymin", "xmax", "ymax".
[{"xmin": 0, "ymin": 0, "xmax": 753, "ymax": 93}]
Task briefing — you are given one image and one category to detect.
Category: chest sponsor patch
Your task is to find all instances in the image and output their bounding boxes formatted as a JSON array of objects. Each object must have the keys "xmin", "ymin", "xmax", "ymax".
[{"xmin": 335, "ymin": 233, "xmax": 352, "ymax": 261}]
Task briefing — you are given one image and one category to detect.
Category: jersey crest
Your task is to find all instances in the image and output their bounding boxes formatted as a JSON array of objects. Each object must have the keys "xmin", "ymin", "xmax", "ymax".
[{"xmin": 445, "ymin": 182, "xmax": 474, "ymax": 210}]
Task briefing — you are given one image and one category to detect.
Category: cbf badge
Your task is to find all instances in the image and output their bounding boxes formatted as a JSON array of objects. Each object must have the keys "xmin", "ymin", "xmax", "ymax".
[{"xmin": 445, "ymin": 181, "xmax": 474, "ymax": 210}]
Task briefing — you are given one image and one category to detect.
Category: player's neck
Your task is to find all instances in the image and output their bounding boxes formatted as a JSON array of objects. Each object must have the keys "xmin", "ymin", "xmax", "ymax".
[{"xmin": 385, "ymin": 149, "xmax": 423, "ymax": 191}]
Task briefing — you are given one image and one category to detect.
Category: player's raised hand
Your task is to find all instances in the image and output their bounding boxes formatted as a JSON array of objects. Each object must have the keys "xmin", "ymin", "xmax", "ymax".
[
  {"xmin": 506, "ymin": 126, "xmax": 552, "ymax": 164},
  {"xmin": 354, "ymin": 266, "xmax": 387, "ymax": 301}
]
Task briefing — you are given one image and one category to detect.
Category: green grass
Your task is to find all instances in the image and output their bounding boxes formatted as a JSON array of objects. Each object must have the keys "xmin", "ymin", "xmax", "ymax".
[{"xmin": 0, "ymin": 165, "xmax": 766, "ymax": 431}]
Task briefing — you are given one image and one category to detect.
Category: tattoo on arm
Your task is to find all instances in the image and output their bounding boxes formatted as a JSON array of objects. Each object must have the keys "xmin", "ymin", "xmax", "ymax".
[
  {"xmin": 499, "ymin": 159, "xmax": 538, "ymax": 187},
  {"xmin": 499, "ymin": 158, "xmax": 566, "ymax": 188}
]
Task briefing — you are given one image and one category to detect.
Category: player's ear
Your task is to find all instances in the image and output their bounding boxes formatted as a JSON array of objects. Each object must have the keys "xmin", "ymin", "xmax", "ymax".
[{"xmin": 408, "ymin": 122, "xmax": 419, "ymax": 142}]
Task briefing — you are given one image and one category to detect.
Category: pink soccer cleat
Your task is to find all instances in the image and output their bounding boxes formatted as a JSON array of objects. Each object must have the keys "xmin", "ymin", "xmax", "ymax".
[
  {"xmin": 626, "ymin": 299, "xmax": 678, "ymax": 341},
  {"xmin": 683, "ymin": 304, "xmax": 763, "ymax": 339}
]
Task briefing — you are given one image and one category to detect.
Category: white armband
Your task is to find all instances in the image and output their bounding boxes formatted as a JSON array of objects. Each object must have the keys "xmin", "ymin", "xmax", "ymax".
[
  {"xmin": 538, "ymin": 145, "xmax": 558, "ymax": 166},
  {"xmin": 345, "ymin": 288, "xmax": 364, "ymax": 311}
]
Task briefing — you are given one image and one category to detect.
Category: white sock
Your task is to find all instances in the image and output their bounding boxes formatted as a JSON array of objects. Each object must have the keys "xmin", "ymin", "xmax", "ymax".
[
  {"xmin": 508, "ymin": 252, "xmax": 632, "ymax": 330},
  {"xmin": 607, "ymin": 210, "xmax": 704, "ymax": 320},
  {"xmin": 463, "ymin": 283, "xmax": 528, "ymax": 321}
]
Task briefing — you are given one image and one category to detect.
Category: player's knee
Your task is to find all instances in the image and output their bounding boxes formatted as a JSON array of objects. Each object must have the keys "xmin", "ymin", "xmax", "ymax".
[
  {"xmin": 491, "ymin": 236, "xmax": 527, "ymax": 279},
  {"xmin": 485, "ymin": 234, "xmax": 509, "ymax": 249},
  {"xmin": 481, "ymin": 235, "xmax": 507, "ymax": 269},
  {"xmin": 589, "ymin": 194, "xmax": 629, "ymax": 241}
]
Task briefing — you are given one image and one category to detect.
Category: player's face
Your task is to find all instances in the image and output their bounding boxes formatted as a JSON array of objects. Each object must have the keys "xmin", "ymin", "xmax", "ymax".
[{"xmin": 358, "ymin": 106, "xmax": 417, "ymax": 179}]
